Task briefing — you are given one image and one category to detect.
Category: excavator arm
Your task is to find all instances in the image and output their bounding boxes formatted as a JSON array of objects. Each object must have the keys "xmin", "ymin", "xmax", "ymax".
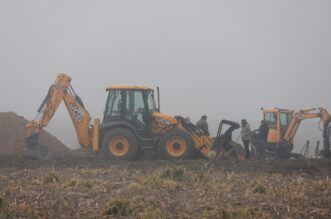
[
  {"xmin": 284, "ymin": 107, "xmax": 330, "ymax": 144},
  {"xmin": 26, "ymin": 74, "xmax": 100, "ymax": 157}
]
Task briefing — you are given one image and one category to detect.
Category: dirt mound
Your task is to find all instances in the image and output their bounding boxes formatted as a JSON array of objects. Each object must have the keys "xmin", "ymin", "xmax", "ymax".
[{"xmin": 0, "ymin": 112, "xmax": 71, "ymax": 157}]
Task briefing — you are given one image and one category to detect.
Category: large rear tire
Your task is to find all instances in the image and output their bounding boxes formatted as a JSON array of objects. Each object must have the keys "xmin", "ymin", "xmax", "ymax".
[
  {"xmin": 159, "ymin": 128, "xmax": 194, "ymax": 160},
  {"xmin": 102, "ymin": 128, "xmax": 138, "ymax": 161}
]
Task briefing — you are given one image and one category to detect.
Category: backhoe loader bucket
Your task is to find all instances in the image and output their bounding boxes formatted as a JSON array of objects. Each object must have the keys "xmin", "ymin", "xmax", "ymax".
[
  {"xmin": 210, "ymin": 120, "xmax": 245, "ymax": 160},
  {"xmin": 23, "ymin": 133, "xmax": 48, "ymax": 160}
]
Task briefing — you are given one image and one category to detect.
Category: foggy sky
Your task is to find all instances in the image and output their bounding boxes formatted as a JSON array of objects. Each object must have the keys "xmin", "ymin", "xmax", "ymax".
[{"xmin": 0, "ymin": 1, "xmax": 330, "ymax": 149}]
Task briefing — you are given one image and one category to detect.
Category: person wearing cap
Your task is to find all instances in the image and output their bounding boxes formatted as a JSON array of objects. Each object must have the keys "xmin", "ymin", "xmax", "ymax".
[
  {"xmin": 196, "ymin": 115, "xmax": 209, "ymax": 135},
  {"xmin": 241, "ymin": 119, "xmax": 252, "ymax": 159}
]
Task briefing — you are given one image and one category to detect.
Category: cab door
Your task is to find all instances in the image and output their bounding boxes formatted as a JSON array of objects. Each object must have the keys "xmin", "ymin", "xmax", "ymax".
[
  {"xmin": 126, "ymin": 90, "xmax": 151, "ymax": 136},
  {"xmin": 279, "ymin": 112, "xmax": 291, "ymax": 139},
  {"xmin": 264, "ymin": 112, "xmax": 280, "ymax": 144}
]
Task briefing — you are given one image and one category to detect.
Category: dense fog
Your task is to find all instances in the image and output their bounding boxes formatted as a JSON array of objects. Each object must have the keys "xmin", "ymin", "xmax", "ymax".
[{"xmin": 0, "ymin": 1, "xmax": 330, "ymax": 152}]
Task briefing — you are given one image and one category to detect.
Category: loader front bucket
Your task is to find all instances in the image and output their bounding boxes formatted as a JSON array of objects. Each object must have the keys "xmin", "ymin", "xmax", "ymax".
[
  {"xmin": 23, "ymin": 133, "xmax": 49, "ymax": 160},
  {"xmin": 209, "ymin": 120, "xmax": 245, "ymax": 160}
]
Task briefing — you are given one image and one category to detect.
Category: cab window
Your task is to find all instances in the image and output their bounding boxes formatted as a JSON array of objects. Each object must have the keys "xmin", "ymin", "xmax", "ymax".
[
  {"xmin": 146, "ymin": 91, "xmax": 156, "ymax": 113},
  {"xmin": 264, "ymin": 112, "xmax": 276, "ymax": 127},
  {"xmin": 104, "ymin": 90, "xmax": 125, "ymax": 118},
  {"xmin": 280, "ymin": 112, "xmax": 291, "ymax": 126},
  {"xmin": 126, "ymin": 90, "xmax": 148, "ymax": 131}
]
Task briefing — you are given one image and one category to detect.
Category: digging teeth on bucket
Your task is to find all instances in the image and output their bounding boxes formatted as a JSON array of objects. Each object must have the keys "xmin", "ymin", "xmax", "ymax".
[{"xmin": 23, "ymin": 133, "xmax": 48, "ymax": 160}]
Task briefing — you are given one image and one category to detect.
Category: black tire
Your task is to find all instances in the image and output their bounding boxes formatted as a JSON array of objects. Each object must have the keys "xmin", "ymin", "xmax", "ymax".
[
  {"xmin": 277, "ymin": 144, "xmax": 292, "ymax": 159},
  {"xmin": 102, "ymin": 128, "xmax": 138, "ymax": 161},
  {"xmin": 159, "ymin": 128, "xmax": 194, "ymax": 160}
]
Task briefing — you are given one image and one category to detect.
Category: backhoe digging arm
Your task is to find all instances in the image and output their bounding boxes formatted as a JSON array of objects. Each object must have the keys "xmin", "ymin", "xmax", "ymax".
[
  {"xmin": 284, "ymin": 107, "xmax": 330, "ymax": 143},
  {"xmin": 26, "ymin": 74, "xmax": 100, "ymax": 152}
]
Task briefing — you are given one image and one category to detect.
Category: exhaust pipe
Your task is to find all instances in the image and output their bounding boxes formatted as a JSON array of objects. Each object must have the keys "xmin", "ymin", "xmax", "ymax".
[{"xmin": 157, "ymin": 86, "xmax": 160, "ymax": 112}]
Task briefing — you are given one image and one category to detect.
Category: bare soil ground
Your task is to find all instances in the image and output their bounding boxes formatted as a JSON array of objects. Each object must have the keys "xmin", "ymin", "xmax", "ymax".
[{"xmin": 0, "ymin": 156, "xmax": 330, "ymax": 219}]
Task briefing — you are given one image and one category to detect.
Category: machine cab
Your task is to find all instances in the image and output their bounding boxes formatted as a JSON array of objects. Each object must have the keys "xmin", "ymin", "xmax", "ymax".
[
  {"xmin": 103, "ymin": 85, "xmax": 157, "ymax": 136},
  {"xmin": 262, "ymin": 108, "xmax": 292, "ymax": 143}
]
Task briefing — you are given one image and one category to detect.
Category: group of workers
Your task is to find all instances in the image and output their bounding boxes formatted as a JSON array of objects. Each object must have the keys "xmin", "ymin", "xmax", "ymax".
[
  {"xmin": 240, "ymin": 119, "xmax": 269, "ymax": 159},
  {"xmin": 195, "ymin": 115, "xmax": 270, "ymax": 159},
  {"xmin": 196, "ymin": 114, "xmax": 331, "ymax": 159}
]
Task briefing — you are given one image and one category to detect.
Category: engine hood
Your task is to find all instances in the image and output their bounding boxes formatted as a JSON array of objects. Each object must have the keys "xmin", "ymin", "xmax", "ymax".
[{"xmin": 152, "ymin": 112, "xmax": 177, "ymax": 125}]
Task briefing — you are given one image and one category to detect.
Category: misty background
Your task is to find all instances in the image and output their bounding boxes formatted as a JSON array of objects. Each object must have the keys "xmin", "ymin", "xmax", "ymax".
[{"xmin": 0, "ymin": 1, "xmax": 330, "ymax": 154}]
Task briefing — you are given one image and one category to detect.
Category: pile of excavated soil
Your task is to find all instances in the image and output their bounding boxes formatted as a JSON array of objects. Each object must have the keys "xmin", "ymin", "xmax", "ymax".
[{"xmin": 0, "ymin": 112, "xmax": 72, "ymax": 157}]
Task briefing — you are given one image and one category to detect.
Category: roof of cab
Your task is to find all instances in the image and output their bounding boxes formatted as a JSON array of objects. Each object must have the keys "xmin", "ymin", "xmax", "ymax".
[
  {"xmin": 261, "ymin": 108, "xmax": 293, "ymax": 113},
  {"xmin": 106, "ymin": 85, "xmax": 153, "ymax": 91}
]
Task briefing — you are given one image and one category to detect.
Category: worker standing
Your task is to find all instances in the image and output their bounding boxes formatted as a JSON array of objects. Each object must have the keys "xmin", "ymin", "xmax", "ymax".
[
  {"xmin": 326, "ymin": 117, "xmax": 331, "ymax": 158},
  {"xmin": 197, "ymin": 115, "xmax": 210, "ymax": 135},
  {"xmin": 241, "ymin": 119, "xmax": 252, "ymax": 159},
  {"xmin": 253, "ymin": 120, "xmax": 269, "ymax": 159}
]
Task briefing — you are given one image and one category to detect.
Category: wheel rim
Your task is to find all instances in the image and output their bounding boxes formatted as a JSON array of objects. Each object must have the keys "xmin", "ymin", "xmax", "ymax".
[
  {"xmin": 108, "ymin": 136, "xmax": 130, "ymax": 157},
  {"xmin": 166, "ymin": 136, "xmax": 187, "ymax": 157}
]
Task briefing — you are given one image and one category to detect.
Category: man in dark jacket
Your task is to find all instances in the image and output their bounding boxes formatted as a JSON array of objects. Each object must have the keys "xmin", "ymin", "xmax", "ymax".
[
  {"xmin": 256, "ymin": 120, "xmax": 269, "ymax": 139},
  {"xmin": 253, "ymin": 120, "xmax": 269, "ymax": 159},
  {"xmin": 323, "ymin": 116, "xmax": 331, "ymax": 158}
]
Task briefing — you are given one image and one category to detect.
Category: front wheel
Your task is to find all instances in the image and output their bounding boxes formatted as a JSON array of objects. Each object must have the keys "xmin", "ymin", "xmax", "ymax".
[
  {"xmin": 159, "ymin": 128, "xmax": 194, "ymax": 160},
  {"xmin": 102, "ymin": 128, "xmax": 138, "ymax": 160}
]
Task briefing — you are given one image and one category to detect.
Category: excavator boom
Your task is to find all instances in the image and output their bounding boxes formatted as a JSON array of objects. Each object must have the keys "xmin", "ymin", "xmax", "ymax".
[
  {"xmin": 26, "ymin": 73, "xmax": 99, "ymax": 158},
  {"xmin": 284, "ymin": 107, "xmax": 330, "ymax": 144}
]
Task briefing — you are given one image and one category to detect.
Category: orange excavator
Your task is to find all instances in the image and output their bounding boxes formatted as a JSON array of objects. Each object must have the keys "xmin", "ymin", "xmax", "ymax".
[
  {"xmin": 25, "ymin": 73, "xmax": 244, "ymax": 160},
  {"xmin": 259, "ymin": 107, "xmax": 330, "ymax": 158}
]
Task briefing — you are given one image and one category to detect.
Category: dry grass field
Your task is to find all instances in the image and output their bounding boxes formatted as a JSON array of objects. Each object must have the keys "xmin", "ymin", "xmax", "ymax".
[{"xmin": 0, "ymin": 157, "xmax": 330, "ymax": 219}]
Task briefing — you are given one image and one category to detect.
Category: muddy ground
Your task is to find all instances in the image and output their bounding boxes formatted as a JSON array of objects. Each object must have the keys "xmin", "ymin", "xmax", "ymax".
[{"xmin": 0, "ymin": 156, "xmax": 330, "ymax": 219}]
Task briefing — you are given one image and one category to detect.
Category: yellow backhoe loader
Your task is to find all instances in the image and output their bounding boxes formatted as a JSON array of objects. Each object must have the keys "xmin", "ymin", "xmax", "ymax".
[
  {"xmin": 26, "ymin": 73, "xmax": 245, "ymax": 160},
  {"xmin": 255, "ymin": 107, "xmax": 330, "ymax": 159}
]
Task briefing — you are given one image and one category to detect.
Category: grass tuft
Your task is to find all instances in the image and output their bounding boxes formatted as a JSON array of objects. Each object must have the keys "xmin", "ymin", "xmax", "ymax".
[
  {"xmin": 104, "ymin": 199, "xmax": 131, "ymax": 216},
  {"xmin": 141, "ymin": 208, "xmax": 164, "ymax": 219},
  {"xmin": 249, "ymin": 180, "xmax": 266, "ymax": 194},
  {"xmin": 160, "ymin": 166, "xmax": 185, "ymax": 181},
  {"xmin": 27, "ymin": 207, "xmax": 38, "ymax": 219},
  {"xmin": 43, "ymin": 172, "xmax": 60, "ymax": 184}
]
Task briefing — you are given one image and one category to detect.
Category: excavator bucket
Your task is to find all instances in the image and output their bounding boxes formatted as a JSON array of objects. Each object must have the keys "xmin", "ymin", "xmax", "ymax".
[{"xmin": 23, "ymin": 133, "xmax": 48, "ymax": 160}]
